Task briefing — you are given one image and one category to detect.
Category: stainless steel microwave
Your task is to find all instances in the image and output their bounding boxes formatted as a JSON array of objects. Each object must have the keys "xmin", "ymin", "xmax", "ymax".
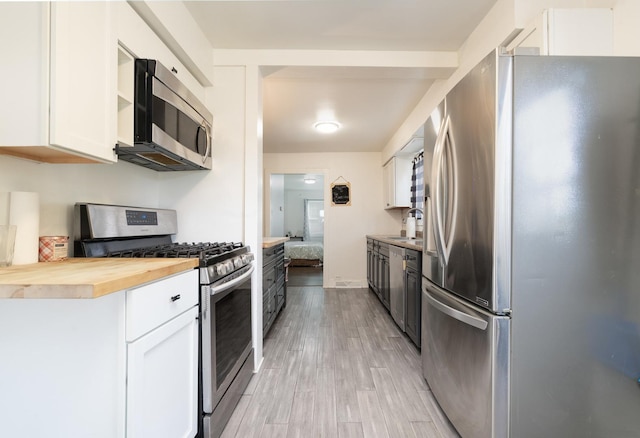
[{"xmin": 116, "ymin": 59, "xmax": 213, "ymax": 171}]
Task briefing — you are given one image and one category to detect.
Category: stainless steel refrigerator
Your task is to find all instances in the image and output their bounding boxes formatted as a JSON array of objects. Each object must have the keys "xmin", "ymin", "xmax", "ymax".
[{"xmin": 421, "ymin": 49, "xmax": 640, "ymax": 438}]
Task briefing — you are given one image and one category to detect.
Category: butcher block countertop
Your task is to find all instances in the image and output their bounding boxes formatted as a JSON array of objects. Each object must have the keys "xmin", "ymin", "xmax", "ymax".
[
  {"xmin": 0, "ymin": 258, "xmax": 199, "ymax": 299},
  {"xmin": 263, "ymin": 237, "xmax": 289, "ymax": 248}
]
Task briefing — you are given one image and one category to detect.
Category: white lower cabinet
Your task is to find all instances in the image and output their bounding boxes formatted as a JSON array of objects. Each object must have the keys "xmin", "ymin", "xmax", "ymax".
[
  {"xmin": 126, "ymin": 306, "xmax": 199, "ymax": 438},
  {"xmin": 0, "ymin": 269, "xmax": 199, "ymax": 438}
]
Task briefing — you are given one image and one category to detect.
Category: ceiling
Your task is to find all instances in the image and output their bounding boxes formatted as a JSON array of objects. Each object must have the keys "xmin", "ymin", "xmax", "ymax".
[
  {"xmin": 184, "ymin": 0, "xmax": 499, "ymax": 154},
  {"xmin": 283, "ymin": 174, "xmax": 325, "ymax": 191}
]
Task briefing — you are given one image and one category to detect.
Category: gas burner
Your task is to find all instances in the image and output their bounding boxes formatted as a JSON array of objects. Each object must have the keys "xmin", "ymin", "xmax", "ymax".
[{"xmin": 106, "ymin": 241, "xmax": 245, "ymax": 262}]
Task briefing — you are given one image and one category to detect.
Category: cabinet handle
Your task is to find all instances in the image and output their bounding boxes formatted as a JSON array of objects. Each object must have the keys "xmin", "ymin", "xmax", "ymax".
[
  {"xmin": 170, "ymin": 294, "xmax": 181, "ymax": 302},
  {"xmin": 171, "ymin": 67, "xmax": 178, "ymax": 74}
]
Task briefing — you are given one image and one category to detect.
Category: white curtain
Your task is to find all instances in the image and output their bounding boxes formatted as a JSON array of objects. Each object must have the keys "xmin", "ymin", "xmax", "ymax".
[{"xmin": 303, "ymin": 199, "xmax": 324, "ymax": 241}]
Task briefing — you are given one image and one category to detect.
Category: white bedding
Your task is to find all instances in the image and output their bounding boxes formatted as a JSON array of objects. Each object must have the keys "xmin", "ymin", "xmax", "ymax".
[{"xmin": 284, "ymin": 240, "xmax": 324, "ymax": 261}]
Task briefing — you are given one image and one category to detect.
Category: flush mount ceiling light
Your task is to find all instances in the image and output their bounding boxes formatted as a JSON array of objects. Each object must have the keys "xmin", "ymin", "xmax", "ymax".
[
  {"xmin": 314, "ymin": 121, "xmax": 340, "ymax": 134},
  {"xmin": 304, "ymin": 177, "xmax": 316, "ymax": 184}
]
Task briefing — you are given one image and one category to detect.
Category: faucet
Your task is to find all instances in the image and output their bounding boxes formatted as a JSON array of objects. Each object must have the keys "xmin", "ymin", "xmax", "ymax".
[{"xmin": 404, "ymin": 208, "xmax": 423, "ymax": 239}]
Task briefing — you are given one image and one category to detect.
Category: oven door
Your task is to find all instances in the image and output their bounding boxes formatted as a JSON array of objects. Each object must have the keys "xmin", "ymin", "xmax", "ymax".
[{"xmin": 201, "ymin": 264, "xmax": 254, "ymax": 414}]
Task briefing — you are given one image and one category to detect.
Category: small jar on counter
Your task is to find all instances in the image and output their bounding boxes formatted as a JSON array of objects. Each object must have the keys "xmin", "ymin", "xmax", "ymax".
[{"xmin": 38, "ymin": 236, "xmax": 69, "ymax": 262}]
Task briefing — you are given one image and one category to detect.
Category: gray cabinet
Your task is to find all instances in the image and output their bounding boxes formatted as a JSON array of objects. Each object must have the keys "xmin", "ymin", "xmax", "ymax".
[
  {"xmin": 378, "ymin": 243, "xmax": 390, "ymax": 310},
  {"xmin": 367, "ymin": 239, "xmax": 422, "ymax": 347},
  {"xmin": 404, "ymin": 248, "xmax": 422, "ymax": 348},
  {"xmin": 263, "ymin": 243, "xmax": 286, "ymax": 337},
  {"xmin": 366, "ymin": 238, "xmax": 390, "ymax": 312}
]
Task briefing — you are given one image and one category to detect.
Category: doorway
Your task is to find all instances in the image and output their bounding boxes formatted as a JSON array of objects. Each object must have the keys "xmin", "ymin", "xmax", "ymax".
[{"xmin": 268, "ymin": 173, "xmax": 324, "ymax": 286}]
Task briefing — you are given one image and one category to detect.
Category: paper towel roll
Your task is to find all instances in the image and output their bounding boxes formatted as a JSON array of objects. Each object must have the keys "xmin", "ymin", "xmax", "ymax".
[
  {"xmin": 9, "ymin": 191, "xmax": 39, "ymax": 265},
  {"xmin": 406, "ymin": 217, "xmax": 416, "ymax": 239}
]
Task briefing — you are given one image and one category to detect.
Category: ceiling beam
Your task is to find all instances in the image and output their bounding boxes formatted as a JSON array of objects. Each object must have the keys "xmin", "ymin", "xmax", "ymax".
[{"xmin": 213, "ymin": 49, "xmax": 458, "ymax": 71}]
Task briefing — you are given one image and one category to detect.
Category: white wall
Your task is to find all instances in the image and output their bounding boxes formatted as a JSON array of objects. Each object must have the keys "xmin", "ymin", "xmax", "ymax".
[
  {"xmin": 613, "ymin": 0, "xmax": 640, "ymax": 55},
  {"xmin": 284, "ymin": 187, "xmax": 324, "ymax": 238},
  {"xmin": 265, "ymin": 152, "xmax": 402, "ymax": 288},
  {"xmin": 157, "ymin": 66, "xmax": 247, "ymax": 244},
  {"xmin": 269, "ymin": 174, "xmax": 285, "ymax": 236},
  {"xmin": 0, "ymin": 157, "xmax": 160, "ymax": 242}
]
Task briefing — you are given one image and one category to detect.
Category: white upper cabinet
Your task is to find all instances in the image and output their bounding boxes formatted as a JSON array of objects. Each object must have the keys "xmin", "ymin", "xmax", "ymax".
[
  {"xmin": 0, "ymin": 2, "xmax": 117, "ymax": 163},
  {"xmin": 507, "ymin": 8, "xmax": 613, "ymax": 56},
  {"xmin": 116, "ymin": 2, "xmax": 205, "ymax": 104},
  {"xmin": 383, "ymin": 156, "xmax": 413, "ymax": 209}
]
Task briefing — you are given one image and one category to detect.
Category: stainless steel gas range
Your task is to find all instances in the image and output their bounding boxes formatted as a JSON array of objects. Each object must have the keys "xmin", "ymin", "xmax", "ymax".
[{"xmin": 74, "ymin": 203, "xmax": 254, "ymax": 438}]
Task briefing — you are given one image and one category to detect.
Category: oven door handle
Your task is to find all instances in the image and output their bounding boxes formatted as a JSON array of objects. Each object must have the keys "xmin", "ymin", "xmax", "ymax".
[{"xmin": 210, "ymin": 264, "xmax": 255, "ymax": 296}]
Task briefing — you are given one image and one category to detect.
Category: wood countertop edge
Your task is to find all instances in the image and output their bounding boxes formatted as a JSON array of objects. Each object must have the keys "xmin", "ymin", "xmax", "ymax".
[
  {"xmin": 262, "ymin": 237, "xmax": 290, "ymax": 248},
  {"xmin": 0, "ymin": 258, "xmax": 199, "ymax": 299}
]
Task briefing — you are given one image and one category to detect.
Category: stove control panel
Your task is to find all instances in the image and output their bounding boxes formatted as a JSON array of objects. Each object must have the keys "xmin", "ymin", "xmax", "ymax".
[{"xmin": 204, "ymin": 252, "xmax": 255, "ymax": 284}]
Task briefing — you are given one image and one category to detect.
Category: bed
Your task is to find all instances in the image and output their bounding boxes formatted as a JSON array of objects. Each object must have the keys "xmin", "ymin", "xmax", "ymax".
[{"xmin": 284, "ymin": 240, "xmax": 324, "ymax": 267}]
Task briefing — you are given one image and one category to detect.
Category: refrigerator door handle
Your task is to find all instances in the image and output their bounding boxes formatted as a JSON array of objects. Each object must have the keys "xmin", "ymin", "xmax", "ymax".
[
  {"xmin": 442, "ymin": 116, "xmax": 458, "ymax": 258},
  {"xmin": 424, "ymin": 195, "xmax": 438, "ymax": 256},
  {"xmin": 424, "ymin": 287, "xmax": 488, "ymax": 330},
  {"xmin": 433, "ymin": 115, "xmax": 459, "ymax": 266},
  {"xmin": 432, "ymin": 117, "xmax": 448, "ymax": 264}
]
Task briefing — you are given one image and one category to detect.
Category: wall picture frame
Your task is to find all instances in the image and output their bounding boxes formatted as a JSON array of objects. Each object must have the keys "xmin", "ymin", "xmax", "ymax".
[{"xmin": 331, "ymin": 181, "xmax": 351, "ymax": 206}]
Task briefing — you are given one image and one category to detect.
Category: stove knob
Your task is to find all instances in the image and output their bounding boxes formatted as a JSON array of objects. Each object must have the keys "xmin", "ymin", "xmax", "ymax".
[
  {"xmin": 215, "ymin": 263, "xmax": 228, "ymax": 276},
  {"xmin": 233, "ymin": 256, "xmax": 243, "ymax": 268},
  {"xmin": 225, "ymin": 260, "xmax": 235, "ymax": 272},
  {"xmin": 241, "ymin": 254, "xmax": 254, "ymax": 264}
]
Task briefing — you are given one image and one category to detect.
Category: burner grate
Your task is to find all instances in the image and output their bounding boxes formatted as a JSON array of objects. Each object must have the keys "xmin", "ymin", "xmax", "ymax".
[{"xmin": 106, "ymin": 241, "xmax": 245, "ymax": 264}]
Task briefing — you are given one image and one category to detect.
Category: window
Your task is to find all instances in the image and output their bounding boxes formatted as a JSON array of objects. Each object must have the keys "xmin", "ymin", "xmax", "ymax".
[{"xmin": 303, "ymin": 199, "xmax": 324, "ymax": 241}]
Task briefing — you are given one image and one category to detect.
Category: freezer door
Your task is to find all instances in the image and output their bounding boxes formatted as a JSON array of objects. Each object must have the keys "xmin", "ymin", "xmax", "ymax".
[{"xmin": 422, "ymin": 278, "xmax": 509, "ymax": 438}]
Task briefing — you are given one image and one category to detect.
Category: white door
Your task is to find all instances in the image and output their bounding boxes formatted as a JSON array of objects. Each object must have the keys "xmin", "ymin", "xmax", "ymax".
[{"xmin": 126, "ymin": 306, "xmax": 199, "ymax": 438}]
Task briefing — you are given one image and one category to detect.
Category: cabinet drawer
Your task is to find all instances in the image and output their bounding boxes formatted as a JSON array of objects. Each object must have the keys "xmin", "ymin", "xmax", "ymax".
[
  {"xmin": 126, "ymin": 270, "xmax": 198, "ymax": 341},
  {"xmin": 263, "ymin": 261, "xmax": 277, "ymax": 292},
  {"xmin": 263, "ymin": 243, "xmax": 284, "ymax": 266}
]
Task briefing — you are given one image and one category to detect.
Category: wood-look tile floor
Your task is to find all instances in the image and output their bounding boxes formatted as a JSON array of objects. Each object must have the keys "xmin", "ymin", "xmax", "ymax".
[
  {"xmin": 287, "ymin": 266, "xmax": 323, "ymax": 287},
  {"xmin": 221, "ymin": 282, "xmax": 461, "ymax": 438}
]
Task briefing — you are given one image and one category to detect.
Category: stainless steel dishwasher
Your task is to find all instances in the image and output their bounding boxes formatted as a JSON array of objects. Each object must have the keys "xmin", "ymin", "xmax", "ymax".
[{"xmin": 389, "ymin": 245, "xmax": 406, "ymax": 331}]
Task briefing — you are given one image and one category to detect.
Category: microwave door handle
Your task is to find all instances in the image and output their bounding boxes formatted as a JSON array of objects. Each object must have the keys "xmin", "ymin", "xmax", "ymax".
[{"xmin": 197, "ymin": 123, "xmax": 212, "ymax": 165}]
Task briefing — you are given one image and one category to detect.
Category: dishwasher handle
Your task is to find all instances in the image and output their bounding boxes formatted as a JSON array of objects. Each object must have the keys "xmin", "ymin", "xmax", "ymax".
[{"xmin": 424, "ymin": 286, "xmax": 488, "ymax": 330}]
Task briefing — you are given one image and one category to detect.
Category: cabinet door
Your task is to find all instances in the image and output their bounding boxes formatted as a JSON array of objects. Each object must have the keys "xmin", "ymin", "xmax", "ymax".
[
  {"xmin": 49, "ymin": 2, "xmax": 117, "ymax": 162},
  {"xmin": 505, "ymin": 8, "xmax": 612, "ymax": 56},
  {"xmin": 383, "ymin": 157, "xmax": 412, "ymax": 209},
  {"xmin": 383, "ymin": 160, "xmax": 392, "ymax": 208},
  {"xmin": 263, "ymin": 288, "xmax": 272, "ymax": 332},
  {"xmin": 380, "ymin": 255, "xmax": 390, "ymax": 310},
  {"xmin": 405, "ymin": 267, "xmax": 421, "ymax": 347},
  {"xmin": 275, "ymin": 283, "xmax": 285, "ymax": 314},
  {"xmin": 366, "ymin": 247, "xmax": 373, "ymax": 287},
  {"xmin": 372, "ymin": 252, "xmax": 380, "ymax": 295},
  {"xmin": 127, "ymin": 306, "xmax": 198, "ymax": 438}
]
